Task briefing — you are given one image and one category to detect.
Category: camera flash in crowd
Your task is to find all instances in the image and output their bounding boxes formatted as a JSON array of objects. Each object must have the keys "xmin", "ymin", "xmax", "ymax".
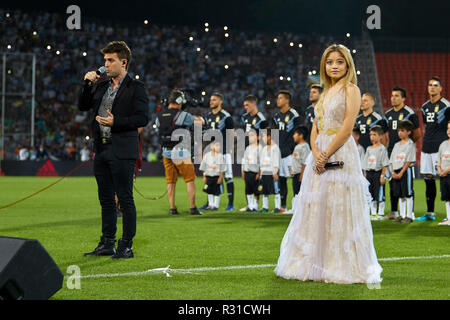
[
  {"xmin": 273, "ymin": 38, "xmax": 278, "ymax": 43},
  {"xmin": 144, "ymin": 20, "xmax": 149, "ymax": 25},
  {"xmin": 189, "ymin": 36, "xmax": 194, "ymax": 41},
  {"xmin": 346, "ymin": 33, "xmax": 351, "ymax": 37},
  {"xmin": 224, "ymin": 26, "xmax": 228, "ymax": 30},
  {"xmin": 47, "ymin": 45, "xmax": 52, "ymax": 50},
  {"xmin": 85, "ymin": 136, "xmax": 90, "ymax": 140},
  {"xmin": 205, "ymin": 55, "xmax": 209, "ymax": 59},
  {"xmin": 352, "ymin": 49, "xmax": 357, "ymax": 53},
  {"xmin": 82, "ymin": 52, "xmax": 87, "ymax": 56},
  {"xmin": 266, "ymin": 101, "xmax": 270, "ymax": 105},
  {"xmin": 202, "ymin": 91, "xmax": 206, "ymax": 96},
  {"xmin": 135, "ymin": 75, "xmax": 140, "ymax": 80},
  {"xmin": 225, "ymin": 33, "xmax": 229, "ymax": 38},
  {"xmin": 290, "ymin": 42, "xmax": 294, "ymax": 47},
  {"xmin": 56, "ymin": 50, "xmax": 61, "ymax": 55},
  {"xmin": 7, "ymin": 44, "xmax": 12, "ymax": 50},
  {"xmin": 287, "ymin": 77, "xmax": 291, "ymax": 81},
  {"xmin": 298, "ymin": 43, "xmax": 303, "ymax": 48},
  {"xmin": 204, "ymin": 22, "xmax": 209, "ymax": 27},
  {"xmin": 357, "ymin": 70, "xmax": 361, "ymax": 75},
  {"xmin": 224, "ymin": 64, "xmax": 229, "ymax": 69}
]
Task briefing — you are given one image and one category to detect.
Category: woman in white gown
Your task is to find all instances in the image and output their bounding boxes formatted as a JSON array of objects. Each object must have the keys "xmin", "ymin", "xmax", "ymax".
[{"xmin": 274, "ymin": 44, "xmax": 383, "ymax": 284}]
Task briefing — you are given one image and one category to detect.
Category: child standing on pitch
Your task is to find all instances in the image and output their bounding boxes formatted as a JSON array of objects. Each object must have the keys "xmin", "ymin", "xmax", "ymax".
[
  {"xmin": 290, "ymin": 126, "xmax": 311, "ymax": 196},
  {"xmin": 389, "ymin": 120, "xmax": 416, "ymax": 223},
  {"xmin": 199, "ymin": 141, "xmax": 226, "ymax": 210},
  {"xmin": 259, "ymin": 128, "xmax": 282, "ymax": 213},
  {"xmin": 436, "ymin": 121, "xmax": 450, "ymax": 225},
  {"xmin": 362, "ymin": 125, "xmax": 389, "ymax": 220},
  {"xmin": 242, "ymin": 130, "xmax": 262, "ymax": 212}
]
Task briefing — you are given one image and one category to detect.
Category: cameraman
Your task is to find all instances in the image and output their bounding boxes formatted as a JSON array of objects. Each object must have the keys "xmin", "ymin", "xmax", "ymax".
[{"xmin": 155, "ymin": 89, "xmax": 202, "ymax": 215}]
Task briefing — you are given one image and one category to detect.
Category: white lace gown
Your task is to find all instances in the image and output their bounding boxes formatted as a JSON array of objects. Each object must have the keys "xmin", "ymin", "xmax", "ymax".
[{"xmin": 274, "ymin": 87, "xmax": 383, "ymax": 284}]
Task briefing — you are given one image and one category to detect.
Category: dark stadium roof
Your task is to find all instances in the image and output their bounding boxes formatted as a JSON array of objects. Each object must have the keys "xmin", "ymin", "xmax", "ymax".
[{"xmin": 2, "ymin": 0, "xmax": 449, "ymax": 38}]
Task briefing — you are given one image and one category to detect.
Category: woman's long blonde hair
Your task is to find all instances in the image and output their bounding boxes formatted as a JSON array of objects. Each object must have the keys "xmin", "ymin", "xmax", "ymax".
[
  {"xmin": 319, "ymin": 43, "xmax": 357, "ymax": 91},
  {"xmin": 315, "ymin": 44, "xmax": 358, "ymax": 132}
]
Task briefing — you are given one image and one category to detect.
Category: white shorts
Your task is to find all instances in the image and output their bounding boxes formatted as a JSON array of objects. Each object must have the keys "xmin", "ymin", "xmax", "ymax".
[
  {"xmin": 420, "ymin": 152, "xmax": 439, "ymax": 176},
  {"xmin": 223, "ymin": 153, "xmax": 233, "ymax": 179},
  {"xmin": 279, "ymin": 156, "xmax": 292, "ymax": 178}
]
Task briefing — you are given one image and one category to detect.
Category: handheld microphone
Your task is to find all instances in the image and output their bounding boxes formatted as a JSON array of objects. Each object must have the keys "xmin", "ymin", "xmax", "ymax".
[
  {"xmin": 85, "ymin": 66, "xmax": 106, "ymax": 85},
  {"xmin": 324, "ymin": 161, "xmax": 344, "ymax": 169}
]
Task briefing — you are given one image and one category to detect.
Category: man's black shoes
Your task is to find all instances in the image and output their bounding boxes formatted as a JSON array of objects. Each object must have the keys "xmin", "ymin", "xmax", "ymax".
[
  {"xmin": 189, "ymin": 207, "xmax": 203, "ymax": 215},
  {"xmin": 111, "ymin": 239, "xmax": 134, "ymax": 259},
  {"xmin": 169, "ymin": 208, "xmax": 179, "ymax": 215},
  {"xmin": 83, "ymin": 236, "xmax": 116, "ymax": 256}
]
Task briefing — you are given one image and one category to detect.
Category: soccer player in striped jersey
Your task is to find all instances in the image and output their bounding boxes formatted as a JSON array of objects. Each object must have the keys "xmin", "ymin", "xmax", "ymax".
[
  {"xmin": 417, "ymin": 76, "xmax": 450, "ymax": 222},
  {"xmin": 201, "ymin": 92, "xmax": 236, "ymax": 211},
  {"xmin": 239, "ymin": 94, "xmax": 268, "ymax": 212},
  {"xmin": 304, "ymin": 84, "xmax": 322, "ymax": 143},
  {"xmin": 384, "ymin": 87, "xmax": 421, "ymax": 219},
  {"xmin": 272, "ymin": 90, "xmax": 303, "ymax": 212},
  {"xmin": 354, "ymin": 93, "xmax": 388, "ymax": 150}
]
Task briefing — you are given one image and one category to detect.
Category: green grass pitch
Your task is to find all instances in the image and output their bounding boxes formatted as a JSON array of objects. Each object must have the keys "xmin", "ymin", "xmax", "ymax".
[{"xmin": 0, "ymin": 176, "xmax": 449, "ymax": 300}]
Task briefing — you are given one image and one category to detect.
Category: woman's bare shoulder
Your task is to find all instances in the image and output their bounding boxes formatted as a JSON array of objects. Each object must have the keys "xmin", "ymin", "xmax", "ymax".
[{"xmin": 345, "ymin": 83, "xmax": 361, "ymax": 96}]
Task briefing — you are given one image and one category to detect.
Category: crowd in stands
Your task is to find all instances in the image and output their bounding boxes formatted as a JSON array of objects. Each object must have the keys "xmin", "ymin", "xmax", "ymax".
[{"xmin": 0, "ymin": 8, "xmax": 353, "ymax": 161}]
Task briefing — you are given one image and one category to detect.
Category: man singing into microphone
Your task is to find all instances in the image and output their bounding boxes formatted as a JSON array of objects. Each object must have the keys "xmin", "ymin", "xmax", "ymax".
[{"xmin": 78, "ymin": 41, "xmax": 149, "ymax": 259}]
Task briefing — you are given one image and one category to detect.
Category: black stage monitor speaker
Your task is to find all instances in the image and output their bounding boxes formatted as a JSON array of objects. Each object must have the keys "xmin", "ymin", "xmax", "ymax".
[{"xmin": 0, "ymin": 236, "xmax": 64, "ymax": 300}]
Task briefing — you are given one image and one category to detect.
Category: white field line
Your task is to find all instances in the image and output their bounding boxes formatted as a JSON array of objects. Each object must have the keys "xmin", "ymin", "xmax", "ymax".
[{"xmin": 68, "ymin": 254, "xmax": 450, "ymax": 280}]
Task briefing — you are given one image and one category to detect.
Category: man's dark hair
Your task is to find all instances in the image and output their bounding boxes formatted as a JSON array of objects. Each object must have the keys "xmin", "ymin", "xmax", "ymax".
[
  {"xmin": 101, "ymin": 41, "xmax": 132, "ymax": 70},
  {"xmin": 310, "ymin": 84, "xmax": 323, "ymax": 94},
  {"xmin": 369, "ymin": 125, "xmax": 384, "ymax": 136},
  {"xmin": 429, "ymin": 76, "xmax": 442, "ymax": 86},
  {"xmin": 277, "ymin": 89, "xmax": 292, "ymax": 101},
  {"xmin": 168, "ymin": 89, "xmax": 184, "ymax": 105},
  {"xmin": 244, "ymin": 94, "xmax": 258, "ymax": 104},
  {"xmin": 392, "ymin": 86, "xmax": 407, "ymax": 98},
  {"xmin": 398, "ymin": 120, "xmax": 413, "ymax": 132},
  {"xmin": 211, "ymin": 92, "xmax": 224, "ymax": 101}
]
